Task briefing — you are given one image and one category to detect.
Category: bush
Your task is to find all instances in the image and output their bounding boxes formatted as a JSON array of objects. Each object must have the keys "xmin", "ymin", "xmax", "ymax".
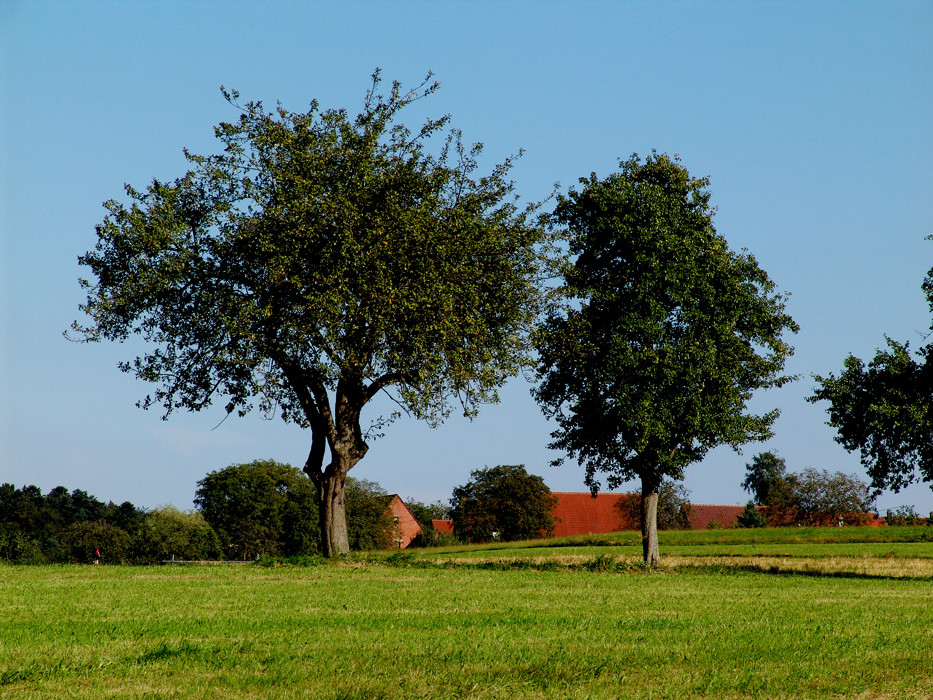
[
  {"xmin": 134, "ymin": 507, "xmax": 222, "ymax": 563},
  {"xmin": 0, "ymin": 525, "xmax": 45, "ymax": 564},
  {"xmin": 404, "ymin": 499, "xmax": 456, "ymax": 548},
  {"xmin": 63, "ymin": 521, "xmax": 133, "ymax": 564},
  {"xmin": 885, "ymin": 505, "xmax": 926, "ymax": 526},
  {"xmin": 409, "ymin": 528, "xmax": 460, "ymax": 548},
  {"xmin": 735, "ymin": 502, "xmax": 768, "ymax": 528}
]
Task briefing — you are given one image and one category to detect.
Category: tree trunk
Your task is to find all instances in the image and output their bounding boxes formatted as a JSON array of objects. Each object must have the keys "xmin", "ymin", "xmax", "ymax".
[
  {"xmin": 640, "ymin": 473, "xmax": 662, "ymax": 566},
  {"xmin": 318, "ymin": 472, "xmax": 350, "ymax": 557}
]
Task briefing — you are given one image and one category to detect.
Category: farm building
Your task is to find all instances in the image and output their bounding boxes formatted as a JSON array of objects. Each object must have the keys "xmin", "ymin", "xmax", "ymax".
[
  {"xmin": 386, "ymin": 495, "xmax": 422, "ymax": 548},
  {"xmin": 550, "ymin": 493, "xmax": 749, "ymax": 533},
  {"xmin": 551, "ymin": 492, "xmax": 628, "ymax": 537},
  {"xmin": 422, "ymin": 493, "xmax": 884, "ymax": 541}
]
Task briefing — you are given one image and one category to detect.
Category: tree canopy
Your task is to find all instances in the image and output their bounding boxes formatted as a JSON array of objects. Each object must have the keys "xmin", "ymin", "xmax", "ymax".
[
  {"xmin": 194, "ymin": 460, "xmax": 319, "ymax": 559},
  {"xmin": 450, "ymin": 465, "xmax": 558, "ymax": 543},
  {"xmin": 794, "ymin": 468, "xmax": 874, "ymax": 517},
  {"xmin": 73, "ymin": 71, "xmax": 549, "ymax": 555},
  {"xmin": 533, "ymin": 153, "xmax": 798, "ymax": 564},
  {"xmin": 810, "ymin": 263, "xmax": 933, "ymax": 496},
  {"xmin": 741, "ymin": 452, "xmax": 800, "ymax": 509}
]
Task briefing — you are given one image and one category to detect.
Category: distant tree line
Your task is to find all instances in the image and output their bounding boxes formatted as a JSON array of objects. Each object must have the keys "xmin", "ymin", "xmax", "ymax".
[
  {"xmin": 3, "ymin": 451, "xmax": 923, "ymax": 563},
  {"xmin": 0, "ymin": 460, "xmax": 433, "ymax": 564}
]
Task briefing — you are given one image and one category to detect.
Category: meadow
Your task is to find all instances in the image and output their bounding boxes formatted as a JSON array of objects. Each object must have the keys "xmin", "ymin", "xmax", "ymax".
[{"xmin": 1, "ymin": 527, "xmax": 932, "ymax": 698}]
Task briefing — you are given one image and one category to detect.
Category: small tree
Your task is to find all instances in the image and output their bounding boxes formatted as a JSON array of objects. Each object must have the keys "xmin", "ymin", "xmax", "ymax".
[
  {"xmin": 450, "ymin": 465, "xmax": 558, "ymax": 543},
  {"xmin": 534, "ymin": 154, "xmax": 798, "ymax": 564},
  {"xmin": 741, "ymin": 452, "xmax": 801, "ymax": 520},
  {"xmin": 735, "ymin": 502, "xmax": 768, "ymax": 528},
  {"xmin": 195, "ymin": 460, "xmax": 319, "ymax": 559},
  {"xmin": 72, "ymin": 71, "xmax": 549, "ymax": 557},
  {"xmin": 794, "ymin": 468, "xmax": 874, "ymax": 519}
]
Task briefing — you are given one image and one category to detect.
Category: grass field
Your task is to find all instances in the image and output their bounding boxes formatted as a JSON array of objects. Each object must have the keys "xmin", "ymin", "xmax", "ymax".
[{"xmin": 2, "ymin": 528, "xmax": 932, "ymax": 698}]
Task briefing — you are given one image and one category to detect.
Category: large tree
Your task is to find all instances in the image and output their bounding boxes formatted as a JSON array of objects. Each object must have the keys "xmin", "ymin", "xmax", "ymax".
[
  {"xmin": 809, "ymin": 265, "xmax": 933, "ymax": 496},
  {"xmin": 73, "ymin": 72, "xmax": 548, "ymax": 556},
  {"xmin": 533, "ymin": 153, "xmax": 798, "ymax": 565}
]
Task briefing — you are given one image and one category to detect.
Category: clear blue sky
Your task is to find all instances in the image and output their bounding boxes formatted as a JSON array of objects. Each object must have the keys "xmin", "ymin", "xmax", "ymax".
[{"xmin": 2, "ymin": 1, "xmax": 931, "ymax": 514}]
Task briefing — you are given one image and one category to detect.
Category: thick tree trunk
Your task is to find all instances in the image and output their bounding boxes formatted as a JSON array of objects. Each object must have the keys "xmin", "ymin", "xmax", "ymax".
[
  {"xmin": 640, "ymin": 473, "xmax": 662, "ymax": 566},
  {"xmin": 291, "ymin": 373, "xmax": 370, "ymax": 558},
  {"xmin": 318, "ymin": 473, "xmax": 350, "ymax": 557}
]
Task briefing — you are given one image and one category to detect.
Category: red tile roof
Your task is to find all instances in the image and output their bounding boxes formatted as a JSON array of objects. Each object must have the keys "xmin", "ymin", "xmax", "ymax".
[
  {"xmin": 687, "ymin": 504, "xmax": 746, "ymax": 530},
  {"xmin": 432, "ymin": 519, "xmax": 454, "ymax": 535},
  {"xmin": 551, "ymin": 492, "xmax": 629, "ymax": 537}
]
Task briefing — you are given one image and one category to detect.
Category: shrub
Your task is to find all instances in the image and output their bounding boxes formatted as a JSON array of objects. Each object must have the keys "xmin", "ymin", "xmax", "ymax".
[
  {"xmin": 0, "ymin": 525, "xmax": 45, "ymax": 564},
  {"xmin": 735, "ymin": 502, "xmax": 768, "ymax": 528},
  {"xmin": 885, "ymin": 505, "xmax": 925, "ymax": 526},
  {"xmin": 63, "ymin": 521, "xmax": 133, "ymax": 564},
  {"xmin": 134, "ymin": 507, "xmax": 222, "ymax": 563}
]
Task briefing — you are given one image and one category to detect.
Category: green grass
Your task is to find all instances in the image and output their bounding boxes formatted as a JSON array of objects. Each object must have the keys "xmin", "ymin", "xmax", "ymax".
[{"xmin": 2, "ymin": 529, "xmax": 933, "ymax": 698}]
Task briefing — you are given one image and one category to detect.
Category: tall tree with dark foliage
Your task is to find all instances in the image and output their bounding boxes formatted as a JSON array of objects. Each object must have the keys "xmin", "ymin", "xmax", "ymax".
[{"xmin": 534, "ymin": 154, "xmax": 798, "ymax": 565}]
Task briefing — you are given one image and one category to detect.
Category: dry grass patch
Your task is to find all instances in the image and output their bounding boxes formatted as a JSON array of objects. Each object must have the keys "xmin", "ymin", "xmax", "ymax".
[{"xmin": 663, "ymin": 554, "xmax": 933, "ymax": 578}]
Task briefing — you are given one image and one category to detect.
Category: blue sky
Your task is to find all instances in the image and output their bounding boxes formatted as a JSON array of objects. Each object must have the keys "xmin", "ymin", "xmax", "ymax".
[{"xmin": 2, "ymin": 1, "xmax": 931, "ymax": 514}]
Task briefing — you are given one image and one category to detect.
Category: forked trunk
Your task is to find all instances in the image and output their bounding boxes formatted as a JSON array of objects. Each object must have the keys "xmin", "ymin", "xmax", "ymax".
[
  {"xmin": 318, "ymin": 473, "xmax": 350, "ymax": 557},
  {"xmin": 640, "ymin": 473, "xmax": 662, "ymax": 566}
]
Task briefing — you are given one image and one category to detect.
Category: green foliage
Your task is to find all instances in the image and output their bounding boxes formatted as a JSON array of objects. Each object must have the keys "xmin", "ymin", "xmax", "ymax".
[
  {"xmin": 533, "ymin": 153, "xmax": 798, "ymax": 562},
  {"xmin": 404, "ymin": 499, "xmax": 450, "ymax": 531},
  {"xmin": 735, "ymin": 501, "xmax": 769, "ymax": 528},
  {"xmin": 450, "ymin": 465, "xmax": 558, "ymax": 543},
  {"xmin": 742, "ymin": 452, "xmax": 801, "ymax": 509},
  {"xmin": 404, "ymin": 498, "xmax": 456, "ymax": 547},
  {"xmin": 194, "ymin": 460, "xmax": 319, "ymax": 559},
  {"xmin": 811, "ymin": 339, "xmax": 933, "ymax": 496},
  {"xmin": 344, "ymin": 478, "xmax": 395, "ymax": 551},
  {"xmin": 811, "ymin": 257, "xmax": 933, "ymax": 495},
  {"xmin": 134, "ymin": 507, "xmax": 222, "ymax": 563},
  {"xmin": 885, "ymin": 505, "xmax": 926, "ymax": 526},
  {"xmin": 615, "ymin": 482, "xmax": 694, "ymax": 530},
  {"xmin": 0, "ymin": 525, "xmax": 45, "ymax": 564},
  {"xmin": 742, "ymin": 454, "xmax": 874, "ymax": 525},
  {"xmin": 72, "ymin": 71, "xmax": 550, "ymax": 556},
  {"xmin": 794, "ymin": 468, "xmax": 875, "ymax": 517},
  {"xmin": 0, "ymin": 483, "xmax": 145, "ymax": 563},
  {"xmin": 62, "ymin": 521, "xmax": 133, "ymax": 564}
]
